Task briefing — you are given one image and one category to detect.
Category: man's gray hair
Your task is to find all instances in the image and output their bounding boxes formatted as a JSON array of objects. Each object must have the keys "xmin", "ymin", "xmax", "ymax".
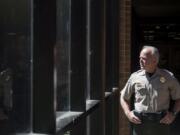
[{"xmin": 142, "ymin": 45, "xmax": 160, "ymax": 63}]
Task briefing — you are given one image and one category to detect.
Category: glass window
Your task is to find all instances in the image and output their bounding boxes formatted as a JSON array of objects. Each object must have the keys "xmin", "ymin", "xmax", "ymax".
[{"xmin": 0, "ymin": 0, "xmax": 31, "ymax": 134}]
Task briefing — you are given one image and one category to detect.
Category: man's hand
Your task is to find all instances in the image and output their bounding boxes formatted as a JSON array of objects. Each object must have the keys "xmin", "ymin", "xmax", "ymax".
[
  {"xmin": 160, "ymin": 111, "xmax": 176, "ymax": 125},
  {"xmin": 126, "ymin": 111, "xmax": 142, "ymax": 124}
]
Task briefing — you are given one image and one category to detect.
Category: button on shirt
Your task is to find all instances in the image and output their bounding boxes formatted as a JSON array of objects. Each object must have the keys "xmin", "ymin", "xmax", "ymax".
[{"xmin": 121, "ymin": 68, "xmax": 180, "ymax": 113}]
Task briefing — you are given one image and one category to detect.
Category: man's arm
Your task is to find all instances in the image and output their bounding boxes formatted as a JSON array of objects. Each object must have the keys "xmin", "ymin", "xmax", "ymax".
[
  {"xmin": 160, "ymin": 99, "xmax": 180, "ymax": 125},
  {"xmin": 120, "ymin": 94, "xmax": 141, "ymax": 124},
  {"xmin": 173, "ymin": 98, "xmax": 180, "ymax": 113}
]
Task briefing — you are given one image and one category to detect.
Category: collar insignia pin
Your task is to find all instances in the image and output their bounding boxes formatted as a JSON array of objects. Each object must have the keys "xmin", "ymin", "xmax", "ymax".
[{"xmin": 160, "ymin": 77, "xmax": 166, "ymax": 83}]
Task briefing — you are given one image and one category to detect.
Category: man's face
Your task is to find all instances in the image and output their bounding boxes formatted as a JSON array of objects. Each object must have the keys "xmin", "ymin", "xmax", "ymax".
[{"xmin": 139, "ymin": 48, "xmax": 156, "ymax": 72}]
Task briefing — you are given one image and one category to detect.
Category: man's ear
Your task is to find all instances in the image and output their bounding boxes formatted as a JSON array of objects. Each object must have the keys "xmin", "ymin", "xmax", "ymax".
[
  {"xmin": 152, "ymin": 57, "xmax": 157, "ymax": 64},
  {"xmin": 155, "ymin": 59, "xmax": 159, "ymax": 65}
]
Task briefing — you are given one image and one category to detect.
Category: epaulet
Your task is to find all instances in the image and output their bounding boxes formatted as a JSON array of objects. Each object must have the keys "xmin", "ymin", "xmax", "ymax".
[
  {"xmin": 161, "ymin": 69, "xmax": 174, "ymax": 76},
  {"xmin": 136, "ymin": 69, "xmax": 143, "ymax": 73},
  {"xmin": 130, "ymin": 69, "xmax": 142, "ymax": 76}
]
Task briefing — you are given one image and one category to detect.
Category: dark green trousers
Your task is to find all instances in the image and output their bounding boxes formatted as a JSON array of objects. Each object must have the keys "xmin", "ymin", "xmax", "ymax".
[{"xmin": 132, "ymin": 119, "xmax": 170, "ymax": 135}]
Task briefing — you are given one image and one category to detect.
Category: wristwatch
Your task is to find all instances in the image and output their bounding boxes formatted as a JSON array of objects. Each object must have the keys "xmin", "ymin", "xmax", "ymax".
[{"xmin": 171, "ymin": 111, "xmax": 178, "ymax": 117}]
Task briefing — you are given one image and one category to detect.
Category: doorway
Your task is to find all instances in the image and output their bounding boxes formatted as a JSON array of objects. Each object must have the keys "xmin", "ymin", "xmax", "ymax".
[{"xmin": 132, "ymin": 19, "xmax": 180, "ymax": 135}]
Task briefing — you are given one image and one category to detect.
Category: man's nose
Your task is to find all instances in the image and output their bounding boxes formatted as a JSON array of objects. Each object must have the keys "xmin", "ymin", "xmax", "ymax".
[{"xmin": 140, "ymin": 59, "xmax": 143, "ymax": 63}]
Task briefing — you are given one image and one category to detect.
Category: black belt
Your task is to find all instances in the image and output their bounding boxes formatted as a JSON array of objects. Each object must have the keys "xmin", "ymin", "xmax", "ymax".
[{"xmin": 133, "ymin": 110, "xmax": 166, "ymax": 121}]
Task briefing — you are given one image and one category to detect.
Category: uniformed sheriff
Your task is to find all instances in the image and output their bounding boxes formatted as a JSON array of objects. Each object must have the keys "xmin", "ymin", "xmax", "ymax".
[{"xmin": 120, "ymin": 46, "xmax": 180, "ymax": 135}]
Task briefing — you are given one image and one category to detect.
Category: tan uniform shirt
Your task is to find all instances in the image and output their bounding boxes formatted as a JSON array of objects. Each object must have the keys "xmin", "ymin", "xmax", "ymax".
[{"xmin": 121, "ymin": 68, "xmax": 180, "ymax": 113}]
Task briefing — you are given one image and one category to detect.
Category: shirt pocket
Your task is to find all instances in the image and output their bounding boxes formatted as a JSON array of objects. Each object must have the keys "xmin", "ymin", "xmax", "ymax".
[
  {"xmin": 135, "ymin": 83, "xmax": 146, "ymax": 96},
  {"xmin": 156, "ymin": 85, "xmax": 169, "ymax": 99}
]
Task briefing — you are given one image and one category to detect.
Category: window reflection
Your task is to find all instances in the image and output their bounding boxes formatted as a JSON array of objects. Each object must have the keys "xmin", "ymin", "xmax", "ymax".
[
  {"xmin": 55, "ymin": 0, "xmax": 71, "ymax": 111},
  {"xmin": 54, "ymin": 42, "xmax": 70, "ymax": 111},
  {"xmin": 0, "ymin": 68, "xmax": 13, "ymax": 120},
  {"xmin": 0, "ymin": 33, "xmax": 31, "ymax": 134}
]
